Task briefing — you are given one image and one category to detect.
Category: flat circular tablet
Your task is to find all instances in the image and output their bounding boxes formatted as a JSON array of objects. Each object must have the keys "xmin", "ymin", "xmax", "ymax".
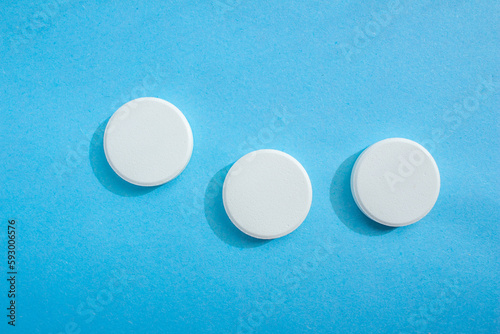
[
  {"xmin": 222, "ymin": 149, "xmax": 312, "ymax": 239},
  {"xmin": 104, "ymin": 97, "xmax": 193, "ymax": 186},
  {"xmin": 351, "ymin": 138, "xmax": 440, "ymax": 227}
]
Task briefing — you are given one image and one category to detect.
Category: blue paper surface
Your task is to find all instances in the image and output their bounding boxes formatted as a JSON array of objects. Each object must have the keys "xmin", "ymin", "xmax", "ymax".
[{"xmin": 1, "ymin": 0, "xmax": 499, "ymax": 333}]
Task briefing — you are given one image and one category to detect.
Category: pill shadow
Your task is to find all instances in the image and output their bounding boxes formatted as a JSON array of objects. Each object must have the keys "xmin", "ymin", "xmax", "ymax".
[
  {"xmin": 204, "ymin": 164, "xmax": 270, "ymax": 248},
  {"xmin": 89, "ymin": 118, "xmax": 159, "ymax": 197},
  {"xmin": 330, "ymin": 150, "xmax": 395, "ymax": 236}
]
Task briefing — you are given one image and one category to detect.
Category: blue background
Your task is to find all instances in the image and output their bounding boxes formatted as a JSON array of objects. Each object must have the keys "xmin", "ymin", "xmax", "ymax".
[{"xmin": 1, "ymin": 0, "xmax": 499, "ymax": 333}]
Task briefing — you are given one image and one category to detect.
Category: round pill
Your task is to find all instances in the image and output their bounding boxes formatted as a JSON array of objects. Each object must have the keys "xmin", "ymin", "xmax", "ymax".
[
  {"xmin": 104, "ymin": 97, "xmax": 193, "ymax": 187},
  {"xmin": 351, "ymin": 138, "xmax": 440, "ymax": 227},
  {"xmin": 222, "ymin": 149, "xmax": 312, "ymax": 239}
]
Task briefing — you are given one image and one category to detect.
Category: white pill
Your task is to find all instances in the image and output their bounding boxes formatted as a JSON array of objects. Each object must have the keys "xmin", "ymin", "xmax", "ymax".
[
  {"xmin": 104, "ymin": 97, "xmax": 193, "ymax": 187},
  {"xmin": 222, "ymin": 149, "xmax": 312, "ymax": 239},
  {"xmin": 351, "ymin": 138, "xmax": 440, "ymax": 227}
]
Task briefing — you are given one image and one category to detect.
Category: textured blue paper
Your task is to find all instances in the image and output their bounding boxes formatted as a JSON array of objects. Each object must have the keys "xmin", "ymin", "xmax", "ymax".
[{"xmin": 1, "ymin": 0, "xmax": 499, "ymax": 333}]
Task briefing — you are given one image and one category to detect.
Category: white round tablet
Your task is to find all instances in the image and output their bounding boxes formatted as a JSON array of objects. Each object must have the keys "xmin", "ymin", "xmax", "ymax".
[
  {"xmin": 351, "ymin": 138, "xmax": 440, "ymax": 227},
  {"xmin": 222, "ymin": 149, "xmax": 312, "ymax": 239},
  {"xmin": 104, "ymin": 97, "xmax": 193, "ymax": 187}
]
